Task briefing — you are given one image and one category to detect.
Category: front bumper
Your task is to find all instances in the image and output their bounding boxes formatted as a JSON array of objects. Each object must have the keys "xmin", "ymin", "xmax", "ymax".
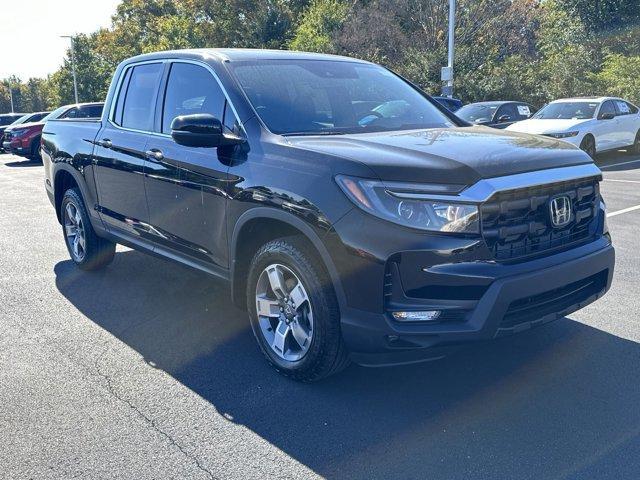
[
  {"xmin": 3, "ymin": 139, "xmax": 28, "ymax": 156},
  {"xmin": 340, "ymin": 238, "xmax": 613, "ymax": 366}
]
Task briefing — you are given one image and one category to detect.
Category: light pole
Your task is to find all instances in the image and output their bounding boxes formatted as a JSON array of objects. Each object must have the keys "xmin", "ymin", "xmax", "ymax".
[
  {"xmin": 441, "ymin": 0, "xmax": 456, "ymax": 98},
  {"xmin": 8, "ymin": 83, "xmax": 14, "ymax": 113},
  {"xmin": 61, "ymin": 35, "xmax": 79, "ymax": 104}
]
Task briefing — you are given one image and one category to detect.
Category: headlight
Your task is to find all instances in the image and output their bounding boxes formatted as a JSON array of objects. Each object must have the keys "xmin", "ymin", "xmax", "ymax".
[
  {"xmin": 335, "ymin": 175, "xmax": 479, "ymax": 234},
  {"xmin": 546, "ymin": 131, "xmax": 579, "ymax": 139}
]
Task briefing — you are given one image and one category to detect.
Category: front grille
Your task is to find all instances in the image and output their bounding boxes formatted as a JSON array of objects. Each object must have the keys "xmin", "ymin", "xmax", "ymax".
[
  {"xmin": 481, "ymin": 177, "xmax": 600, "ymax": 261},
  {"xmin": 500, "ymin": 270, "xmax": 607, "ymax": 328}
]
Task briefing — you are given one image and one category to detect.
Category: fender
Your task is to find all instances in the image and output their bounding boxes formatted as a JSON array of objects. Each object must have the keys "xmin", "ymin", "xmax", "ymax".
[
  {"xmin": 51, "ymin": 160, "xmax": 104, "ymax": 230},
  {"xmin": 229, "ymin": 206, "xmax": 347, "ymax": 310}
]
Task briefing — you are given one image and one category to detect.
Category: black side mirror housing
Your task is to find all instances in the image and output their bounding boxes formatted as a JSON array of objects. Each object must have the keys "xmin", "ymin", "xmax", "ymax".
[
  {"xmin": 599, "ymin": 112, "xmax": 615, "ymax": 120},
  {"xmin": 498, "ymin": 114, "xmax": 512, "ymax": 123},
  {"xmin": 171, "ymin": 113, "xmax": 243, "ymax": 148}
]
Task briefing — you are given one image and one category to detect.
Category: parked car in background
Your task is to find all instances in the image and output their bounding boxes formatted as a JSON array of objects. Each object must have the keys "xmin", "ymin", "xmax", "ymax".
[
  {"xmin": 456, "ymin": 101, "xmax": 535, "ymax": 129},
  {"xmin": 432, "ymin": 96, "xmax": 463, "ymax": 112},
  {"xmin": 42, "ymin": 49, "xmax": 613, "ymax": 381},
  {"xmin": 0, "ymin": 112, "xmax": 26, "ymax": 127},
  {"xmin": 3, "ymin": 103, "xmax": 103, "ymax": 161},
  {"xmin": 506, "ymin": 97, "xmax": 640, "ymax": 158},
  {"xmin": 0, "ymin": 111, "xmax": 50, "ymax": 153}
]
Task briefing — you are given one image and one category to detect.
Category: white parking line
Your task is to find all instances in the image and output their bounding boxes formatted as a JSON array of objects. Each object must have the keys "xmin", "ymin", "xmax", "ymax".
[
  {"xmin": 600, "ymin": 158, "xmax": 640, "ymax": 169},
  {"xmin": 607, "ymin": 204, "xmax": 640, "ymax": 218},
  {"xmin": 602, "ymin": 179, "xmax": 640, "ymax": 184}
]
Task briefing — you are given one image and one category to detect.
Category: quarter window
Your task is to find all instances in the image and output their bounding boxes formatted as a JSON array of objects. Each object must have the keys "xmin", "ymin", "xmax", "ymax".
[
  {"xmin": 161, "ymin": 63, "xmax": 226, "ymax": 134},
  {"xmin": 120, "ymin": 63, "xmax": 163, "ymax": 131}
]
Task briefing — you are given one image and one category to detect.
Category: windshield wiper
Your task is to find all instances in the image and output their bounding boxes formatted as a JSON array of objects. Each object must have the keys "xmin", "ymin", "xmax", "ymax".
[{"xmin": 283, "ymin": 131, "xmax": 346, "ymax": 136}]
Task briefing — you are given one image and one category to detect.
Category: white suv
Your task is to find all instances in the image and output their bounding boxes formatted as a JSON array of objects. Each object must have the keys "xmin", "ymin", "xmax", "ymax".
[{"xmin": 506, "ymin": 96, "xmax": 640, "ymax": 158}]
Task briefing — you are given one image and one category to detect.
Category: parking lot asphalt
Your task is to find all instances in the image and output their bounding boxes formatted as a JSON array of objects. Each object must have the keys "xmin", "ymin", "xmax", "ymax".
[{"xmin": 0, "ymin": 151, "xmax": 639, "ymax": 480}]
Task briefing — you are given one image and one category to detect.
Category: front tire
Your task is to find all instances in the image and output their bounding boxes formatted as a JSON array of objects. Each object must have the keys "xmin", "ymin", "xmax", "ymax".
[
  {"xmin": 247, "ymin": 237, "xmax": 349, "ymax": 381},
  {"xmin": 61, "ymin": 188, "xmax": 115, "ymax": 271},
  {"xmin": 580, "ymin": 135, "xmax": 596, "ymax": 159}
]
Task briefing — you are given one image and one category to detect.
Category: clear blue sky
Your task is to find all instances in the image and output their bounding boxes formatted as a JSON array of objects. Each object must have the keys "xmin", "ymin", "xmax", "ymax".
[{"xmin": 0, "ymin": 0, "xmax": 121, "ymax": 80}]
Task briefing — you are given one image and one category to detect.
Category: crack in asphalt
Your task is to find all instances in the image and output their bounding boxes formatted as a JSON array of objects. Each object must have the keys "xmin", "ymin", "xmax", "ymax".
[{"xmin": 93, "ymin": 347, "xmax": 218, "ymax": 480}]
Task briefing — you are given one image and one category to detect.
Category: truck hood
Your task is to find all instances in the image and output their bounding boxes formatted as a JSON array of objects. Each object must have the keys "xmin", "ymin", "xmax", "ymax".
[
  {"xmin": 285, "ymin": 126, "xmax": 591, "ymax": 185},
  {"xmin": 506, "ymin": 118, "xmax": 591, "ymax": 135}
]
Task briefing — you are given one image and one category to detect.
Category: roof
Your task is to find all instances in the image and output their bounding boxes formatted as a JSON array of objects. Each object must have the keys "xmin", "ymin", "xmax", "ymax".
[
  {"xmin": 551, "ymin": 97, "xmax": 613, "ymax": 103},
  {"xmin": 123, "ymin": 48, "xmax": 373, "ymax": 65},
  {"xmin": 460, "ymin": 101, "xmax": 524, "ymax": 107}
]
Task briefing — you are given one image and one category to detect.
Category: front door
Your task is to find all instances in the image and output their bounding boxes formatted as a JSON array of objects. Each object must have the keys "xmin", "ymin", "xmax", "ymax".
[
  {"xmin": 94, "ymin": 62, "xmax": 165, "ymax": 239},
  {"xmin": 143, "ymin": 61, "xmax": 240, "ymax": 268},
  {"xmin": 595, "ymin": 100, "xmax": 618, "ymax": 152}
]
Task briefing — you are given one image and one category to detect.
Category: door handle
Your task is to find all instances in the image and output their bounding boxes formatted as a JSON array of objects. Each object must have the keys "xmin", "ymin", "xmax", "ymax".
[
  {"xmin": 145, "ymin": 149, "xmax": 164, "ymax": 162},
  {"xmin": 97, "ymin": 138, "xmax": 112, "ymax": 149}
]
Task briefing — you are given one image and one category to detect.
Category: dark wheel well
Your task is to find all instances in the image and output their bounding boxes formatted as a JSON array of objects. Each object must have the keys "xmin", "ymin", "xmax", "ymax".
[
  {"xmin": 232, "ymin": 218, "xmax": 330, "ymax": 310},
  {"xmin": 54, "ymin": 170, "xmax": 79, "ymax": 223}
]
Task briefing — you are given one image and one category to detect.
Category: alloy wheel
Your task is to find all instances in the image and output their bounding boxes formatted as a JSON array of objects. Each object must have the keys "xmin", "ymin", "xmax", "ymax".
[
  {"xmin": 64, "ymin": 202, "xmax": 86, "ymax": 262},
  {"xmin": 255, "ymin": 263, "xmax": 313, "ymax": 362}
]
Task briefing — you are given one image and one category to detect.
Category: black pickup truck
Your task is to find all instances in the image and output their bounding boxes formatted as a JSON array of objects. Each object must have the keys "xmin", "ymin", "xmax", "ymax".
[{"xmin": 42, "ymin": 49, "xmax": 614, "ymax": 381}]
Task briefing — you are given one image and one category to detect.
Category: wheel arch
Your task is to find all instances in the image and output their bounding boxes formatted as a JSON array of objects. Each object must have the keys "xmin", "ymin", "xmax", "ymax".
[
  {"xmin": 230, "ymin": 208, "xmax": 346, "ymax": 311},
  {"xmin": 53, "ymin": 164, "xmax": 90, "ymax": 224}
]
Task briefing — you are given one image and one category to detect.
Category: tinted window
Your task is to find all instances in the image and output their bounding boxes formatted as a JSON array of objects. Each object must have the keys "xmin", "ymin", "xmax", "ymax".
[
  {"xmin": 230, "ymin": 60, "xmax": 453, "ymax": 135},
  {"xmin": 60, "ymin": 108, "xmax": 79, "ymax": 119},
  {"xmin": 113, "ymin": 67, "xmax": 133, "ymax": 126},
  {"xmin": 161, "ymin": 63, "xmax": 225, "ymax": 134},
  {"xmin": 42, "ymin": 106, "xmax": 69, "ymax": 122},
  {"xmin": 77, "ymin": 104, "xmax": 103, "ymax": 118},
  {"xmin": 222, "ymin": 100, "xmax": 240, "ymax": 135},
  {"xmin": 457, "ymin": 104, "xmax": 500, "ymax": 123},
  {"xmin": 497, "ymin": 104, "xmax": 519, "ymax": 121},
  {"xmin": 121, "ymin": 63, "xmax": 163, "ymax": 131},
  {"xmin": 599, "ymin": 101, "xmax": 616, "ymax": 118},
  {"xmin": 627, "ymin": 102, "xmax": 639, "ymax": 114}
]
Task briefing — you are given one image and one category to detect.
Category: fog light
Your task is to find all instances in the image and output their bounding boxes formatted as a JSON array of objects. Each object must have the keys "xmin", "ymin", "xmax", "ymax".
[{"xmin": 392, "ymin": 311, "xmax": 441, "ymax": 322}]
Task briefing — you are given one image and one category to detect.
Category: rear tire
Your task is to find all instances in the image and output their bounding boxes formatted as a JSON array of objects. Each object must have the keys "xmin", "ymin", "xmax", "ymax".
[
  {"xmin": 61, "ymin": 188, "xmax": 115, "ymax": 271},
  {"xmin": 628, "ymin": 130, "xmax": 640, "ymax": 155},
  {"xmin": 247, "ymin": 236, "xmax": 350, "ymax": 382},
  {"xmin": 580, "ymin": 135, "xmax": 596, "ymax": 159},
  {"xmin": 30, "ymin": 137, "xmax": 41, "ymax": 161}
]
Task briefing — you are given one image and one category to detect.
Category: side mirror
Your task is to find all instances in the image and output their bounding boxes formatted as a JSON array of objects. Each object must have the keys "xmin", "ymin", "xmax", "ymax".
[
  {"xmin": 497, "ymin": 114, "xmax": 512, "ymax": 123},
  {"xmin": 171, "ymin": 113, "xmax": 243, "ymax": 148},
  {"xmin": 599, "ymin": 112, "xmax": 615, "ymax": 120}
]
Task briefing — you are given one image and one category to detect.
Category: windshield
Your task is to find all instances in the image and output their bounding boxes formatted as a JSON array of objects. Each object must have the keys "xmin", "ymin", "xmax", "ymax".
[
  {"xmin": 229, "ymin": 60, "xmax": 454, "ymax": 135},
  {"xmin": 533, "ymin": 102, "xmax": 598, "ymax": 120},
  {"xmin": 10, "ymin": 114, "xmax": 32, "ymax": 125},
  {"xmin": 456, "ymin": 104, "xmax": 499, "ymax": 122}
]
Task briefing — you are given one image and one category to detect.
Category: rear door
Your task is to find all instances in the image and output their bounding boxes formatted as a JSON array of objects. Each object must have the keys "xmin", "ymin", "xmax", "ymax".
[
  {"xmin": 143, "ymin": 61, "xmax": 237, "ymax": 268},
  {"xmin": 94, "ymin": 62, "xmax": 165, "ymax": 239},
  {"xmin": 613, "ymin": 100, "xmax": 638, "ymax": 147}
]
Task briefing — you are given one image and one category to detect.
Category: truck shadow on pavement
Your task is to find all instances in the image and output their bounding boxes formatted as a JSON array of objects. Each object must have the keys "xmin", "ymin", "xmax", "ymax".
[{"xmin": 54, "ymin": 250, "xmax": 640, "ymax": 479}]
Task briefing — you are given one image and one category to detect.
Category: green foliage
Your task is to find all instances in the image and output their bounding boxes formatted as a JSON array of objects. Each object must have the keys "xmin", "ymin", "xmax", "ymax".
[
  {"xmin": 3, "ymin": 0, "xmax": 640, "ymax": 114},
  {"xmin": 290, "ymin": 0, "xmax": 350, "ymax": 53},
  {"xmin": 592, "ymin": 53, "xmax": 640, "ymax": 102}
]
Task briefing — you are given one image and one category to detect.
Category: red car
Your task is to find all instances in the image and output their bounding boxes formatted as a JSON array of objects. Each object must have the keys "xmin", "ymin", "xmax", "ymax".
[{"xmin": 3, "ymin": 102, "xmax": 103, "ymax": 160}]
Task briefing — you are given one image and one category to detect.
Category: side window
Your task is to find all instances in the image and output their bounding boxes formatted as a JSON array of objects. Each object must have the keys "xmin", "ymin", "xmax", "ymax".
[
  {"xmin": 113, "ymin": 67, "xmax": 133, "ymax": 126},
  {"xmin": 223, "ymin": 100, "xmax": 241, "ymax": 135},
  {"xmin": 627, "ymin": 102, "xmax": 639, "ymax": 114},
  {"xmin": 516, "ymin": 104, "xmax": 532, "ymax": 119},
  {"xmin": 60, "ymin": 108, "xmax": 79, "ymax": 119},
  {"xmin": 121, "ymin": 63, "xmax": 163, "ymax": 131},
  {"xmin": 161, "ymin": 63, "xmax": 226, "ymax": 134},
  {"xmin": 615, "ymin": 100, "xmax": 632, "ymax": 116},
  {"xmin": 497, "ymin": 104, "xmax": 518, "ymax": 121},
  {"xmin": 599, "ymin": 101, "xmax": 616, "ymax": 118}
]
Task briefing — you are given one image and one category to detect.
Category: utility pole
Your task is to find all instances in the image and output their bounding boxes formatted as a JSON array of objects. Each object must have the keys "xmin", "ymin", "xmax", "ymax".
[
  {"xmin": 61, "ymin": 35, "xmax": 79, "ymax": 104},
  {"xmin": 441, "ymin": 0, "xmax": 456, "ymax": 98},
  {"xmin": 8, "ymin": 83, "xmax": 14, "ymax": 113}
]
